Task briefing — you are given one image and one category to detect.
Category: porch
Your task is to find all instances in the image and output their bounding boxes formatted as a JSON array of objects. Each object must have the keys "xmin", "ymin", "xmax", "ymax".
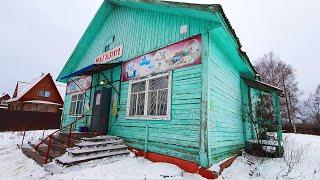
[
  {"xmin": 60, "ymin": 62, "xmax": 123, "ymax": 135},
  {"xmin": 241, "ymin": 76, "xmax": 284, "ymax": 157}
]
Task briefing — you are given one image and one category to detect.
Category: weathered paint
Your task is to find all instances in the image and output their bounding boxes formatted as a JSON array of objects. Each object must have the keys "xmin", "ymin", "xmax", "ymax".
[
  {"xmin": 61, "ymin": 1, "xmax": 214, "ymax": 165},
  {"xmin": 58, "ymin": 0, "xmax": 282, "ymax": 169},
  {"xmin": 199, "ymin": 32, "xmax": 209, "ymax": 167},
  {"xmin": 207, "ymin": 28, "xmax": 248, "ymax": 164}
]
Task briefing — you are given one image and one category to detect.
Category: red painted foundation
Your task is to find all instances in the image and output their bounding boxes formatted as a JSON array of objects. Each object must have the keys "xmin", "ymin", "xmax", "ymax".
[{"xmin": 128, "ymin": 147, "xmax": 219, "ymax": 179}]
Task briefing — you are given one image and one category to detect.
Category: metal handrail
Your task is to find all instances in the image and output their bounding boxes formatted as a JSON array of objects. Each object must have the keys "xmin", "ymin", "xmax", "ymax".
[{"xmin": 35, "ymin": 108, "xmax": 93, "ymax": 163}]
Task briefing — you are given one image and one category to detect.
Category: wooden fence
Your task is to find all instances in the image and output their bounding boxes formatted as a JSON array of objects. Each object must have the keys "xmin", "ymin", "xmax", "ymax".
[
  {"xmin": 283, "ymin": 124, "xmax": 320, "ymax": 136},
  {"xmin": 0, "ymin": 109, "xmax": 61, "ymax": 131}
]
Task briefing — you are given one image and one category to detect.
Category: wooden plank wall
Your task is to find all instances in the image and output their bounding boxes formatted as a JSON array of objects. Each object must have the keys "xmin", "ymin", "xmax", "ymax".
[
  {"xmin": 110, "ymin": 64, "xmax": 203, "ymax": 163},
  {"xmin": 60, "ymin": 5, "xmax": 216, "ymax": 164},
  {"xmin": 207, "ymin": 31, "xmax": 246, "ymax": 165},
  {"xmin": 70, "ymin": 5, "xmax": 211, "ymax": 75}
]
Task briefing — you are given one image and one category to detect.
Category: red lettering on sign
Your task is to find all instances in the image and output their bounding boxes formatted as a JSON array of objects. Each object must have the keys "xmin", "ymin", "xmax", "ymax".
[{"xmin": 94, "ymin": 45, "xmax": 123, "ymax": 64}]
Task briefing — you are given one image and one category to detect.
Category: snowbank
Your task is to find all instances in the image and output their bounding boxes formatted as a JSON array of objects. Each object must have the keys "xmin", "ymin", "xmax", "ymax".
[
  {"xmin": 3, "ymin": 130, "xmax": 318, "ymax": 180},
  {"xmin": 219, "ymin": 133, "xmax": 320, "ymax": 180},
  {"xmin": 0, "ymin": 130, "xmax": 55, "ymax": 179},
  {"xmin": 49, "ymin": 157, "xmax": 196, "ymax": 180},
  {"xmin": 0, "ymin": 130, "xmax": 203, "ymax": 180}
]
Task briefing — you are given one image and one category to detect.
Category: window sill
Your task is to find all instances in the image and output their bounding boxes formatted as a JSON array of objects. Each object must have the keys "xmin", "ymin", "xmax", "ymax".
[{"xmin": 125, "ymin": 115, "xmax": 170, "ymax": 121}]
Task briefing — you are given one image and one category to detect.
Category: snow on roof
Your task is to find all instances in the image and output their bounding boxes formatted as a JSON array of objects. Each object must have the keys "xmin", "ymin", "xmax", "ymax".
[
  {"xmin": 56, "ymin": 82, "xmax": 66, "ymax": 100},
  {"xmin": 23, "ymin": 100, "xmax": 62, "ymax": 106},
  {"xmin": 7, "ymin": 74, "xmax": 66, "ymax": 103},
  {"xmin": 8, "ymin": 75, "xmax": 46, "ymax": 103},
  {"xmin": 0, "ymin": 93, "xmax": 10, "ymax": 99},
  {"xmin": 15, "ymin": 81, "xmax": 30, "ymax": 97}
]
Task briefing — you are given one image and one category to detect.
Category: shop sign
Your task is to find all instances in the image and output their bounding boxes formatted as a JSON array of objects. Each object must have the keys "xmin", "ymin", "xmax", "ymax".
[
  {"xmin": 67, "ymin": 76, "xmax": 92, "ymax": 94},
  {"xmin": 94, "ymin": 45, "xmax": 123, "ymax": 64},
  {"xmin": 122, "ymin": 35, "xmax": 201, "ymax": 81}
]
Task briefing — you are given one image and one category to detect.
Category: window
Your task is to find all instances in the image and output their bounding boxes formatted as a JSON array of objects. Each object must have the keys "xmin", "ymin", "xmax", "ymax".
[
  {"xmin": 69, "ymin": 94, "xmax": 85, "ymax": 115},
  {"xmin": 38, "ymin": 90, "xmax": 51, "ymax": 98},
  {"xmin": 127, "ymin": 73, "xmax": 171, "ymax": 119}
]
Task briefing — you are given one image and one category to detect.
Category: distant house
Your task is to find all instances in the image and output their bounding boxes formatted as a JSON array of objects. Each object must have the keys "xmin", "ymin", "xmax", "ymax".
[
  {"xmin": 0, "ymin": 93, "xmax": 11, "ymax": 108},
  {"xmin": 7, "ymin": 73, "xmax": 65, "ymax": 113}
]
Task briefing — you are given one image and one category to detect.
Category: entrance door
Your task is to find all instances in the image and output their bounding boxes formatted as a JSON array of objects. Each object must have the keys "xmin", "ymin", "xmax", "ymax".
[{"xmin": 91, "ymin": 87, "xmax": 112, "ymax": 134}]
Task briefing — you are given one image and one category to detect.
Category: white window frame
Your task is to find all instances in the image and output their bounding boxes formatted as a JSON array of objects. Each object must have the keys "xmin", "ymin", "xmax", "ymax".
[
  {"xmin": 69, "ymin": 93, "xmax": 85, "ymax": 116},
  {"xmin": 38, "ymin": 90, "xmax": 51, "ymax": 98},
  {"xmin": 126, "ymin": 72, "xmax": 172, "ymax": 120}
]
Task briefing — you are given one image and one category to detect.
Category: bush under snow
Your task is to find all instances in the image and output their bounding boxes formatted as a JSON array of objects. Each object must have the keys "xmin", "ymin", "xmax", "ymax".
[{"xmin": 219, "ymin": 133, "xmax": 320, "ymax": 180}]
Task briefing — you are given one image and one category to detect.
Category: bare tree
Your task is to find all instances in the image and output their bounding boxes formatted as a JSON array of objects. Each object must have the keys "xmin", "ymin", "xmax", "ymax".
[
  {"xmin": 254, "ymin": 52, "xmax": 300, "ymax": 133},
  {"xmin": 299, "ymin": 85, "xmax": 320, "ymax": 125}
]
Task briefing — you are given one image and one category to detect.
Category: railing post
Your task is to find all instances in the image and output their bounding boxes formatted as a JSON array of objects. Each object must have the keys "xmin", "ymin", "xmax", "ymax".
[
  {"xmin": 85, "ymin": 116, "xmax": 88, "ymax": 131},
  {"xmin": 41, "ymin": 129, "xmax": 45, "ymax": 141},
  {"xmin": 20, "ymin": 130, "xmax": 26, "ymax": 148},
  {"xmin": 67, "ymin": 124, "xmax": 72, "ymax": 147},
  {"xmin": 45, "ymin": 135, "xmax": 52, "ymax": 164}
]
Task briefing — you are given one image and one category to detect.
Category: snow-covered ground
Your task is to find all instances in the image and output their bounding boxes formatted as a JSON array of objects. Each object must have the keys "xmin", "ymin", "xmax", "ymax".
[
  {"xmin": 0, "ymin": 130, "xmax": 203, "ymax": 180},
  {"xmin": 219, "ymin": 133, "xmax": 320, "ymax": 180},
  {"xmin": 0, "ymin": 130, "xmax": 53, "ymax": 179},
  {"xmin": 1, "ymin": 131, "xmax": 320, "ymax": 180}
]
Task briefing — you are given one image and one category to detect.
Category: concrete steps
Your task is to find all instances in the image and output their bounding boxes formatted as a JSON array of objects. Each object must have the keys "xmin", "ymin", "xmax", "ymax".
[
  {"xmin": 22, "ymin": 133, "xmax": 129, "ymax": 167},
  {"xmin": 21, "ymin": 145, "xmax": 47, "ymax": 166},
  {"xmin": 56, "ymin": 135, "xmax": 129, "ymax": 166},
  {"xmin": 68, "ymin": 144, "xmax": 128, "ymax": 156},
  {"xmin": 31, "ymin": 144, "xmax": 64, "ymax": 160},
  {"xmin": 76, "ymin": 139, "xmax": 124, "ymax": 148},
  {"xmin": 56, "ymin": 149, "xmax": 130, "ymax": 166}
]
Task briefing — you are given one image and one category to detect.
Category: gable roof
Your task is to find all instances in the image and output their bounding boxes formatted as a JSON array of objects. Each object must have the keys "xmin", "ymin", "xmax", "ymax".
[
  {"xmin": 0, "ymin": 93, "xmax": 10, "ymax": 100},
  {"xmin": 9, "ymin": 76, "xmax": 46, "ymax": 102},
  {"xmin": 8, "ymin": 73, "xmax": 64, "ymax": 104},
  {"xmin": 57, "ymin": 0, "xmax": 256, "ymax": 82}
]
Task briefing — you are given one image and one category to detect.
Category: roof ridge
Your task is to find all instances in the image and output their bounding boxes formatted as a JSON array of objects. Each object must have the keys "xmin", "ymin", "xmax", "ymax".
[{"xmin": 7, "ymin": 73, "xmax": 49, "ymax": 103}]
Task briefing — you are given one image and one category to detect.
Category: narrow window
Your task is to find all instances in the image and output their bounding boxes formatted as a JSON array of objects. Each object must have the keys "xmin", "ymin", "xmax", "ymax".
[{"xmin": 69, "ymin": 93, "xmax": 85, "ymax": 115}]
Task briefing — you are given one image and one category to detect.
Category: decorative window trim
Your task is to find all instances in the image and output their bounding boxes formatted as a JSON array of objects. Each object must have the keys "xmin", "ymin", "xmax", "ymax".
[{"xmin": 126, "ymin": 72, "xmax": 172, "ymax": 120}]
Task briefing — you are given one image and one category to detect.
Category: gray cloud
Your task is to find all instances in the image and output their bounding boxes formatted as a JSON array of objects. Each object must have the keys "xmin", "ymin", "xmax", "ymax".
[{"xmin": 0, "ymin": 0, "xmax": 318, "ymax": 99}]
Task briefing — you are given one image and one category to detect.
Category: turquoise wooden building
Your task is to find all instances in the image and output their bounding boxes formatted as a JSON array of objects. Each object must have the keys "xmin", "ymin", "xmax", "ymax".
[{"xmin": 57, "ymin": 0, "xmax": 283, "ymax": 170}]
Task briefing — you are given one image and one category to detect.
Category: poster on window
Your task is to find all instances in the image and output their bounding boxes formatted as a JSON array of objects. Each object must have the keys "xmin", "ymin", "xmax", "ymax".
[
  {"xmin": 122, "ymin": 35, "xmax": 202, "ymax": 81},
  {"xmin": 66, "ymin": 76, "xmax": 92, "ymax": 94}
]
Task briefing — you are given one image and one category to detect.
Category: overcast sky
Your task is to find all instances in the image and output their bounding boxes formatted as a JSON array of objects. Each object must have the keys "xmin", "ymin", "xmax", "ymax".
[{"xmin": 0, "ymin": 0, "xmax": 318, "ymax": 99}]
